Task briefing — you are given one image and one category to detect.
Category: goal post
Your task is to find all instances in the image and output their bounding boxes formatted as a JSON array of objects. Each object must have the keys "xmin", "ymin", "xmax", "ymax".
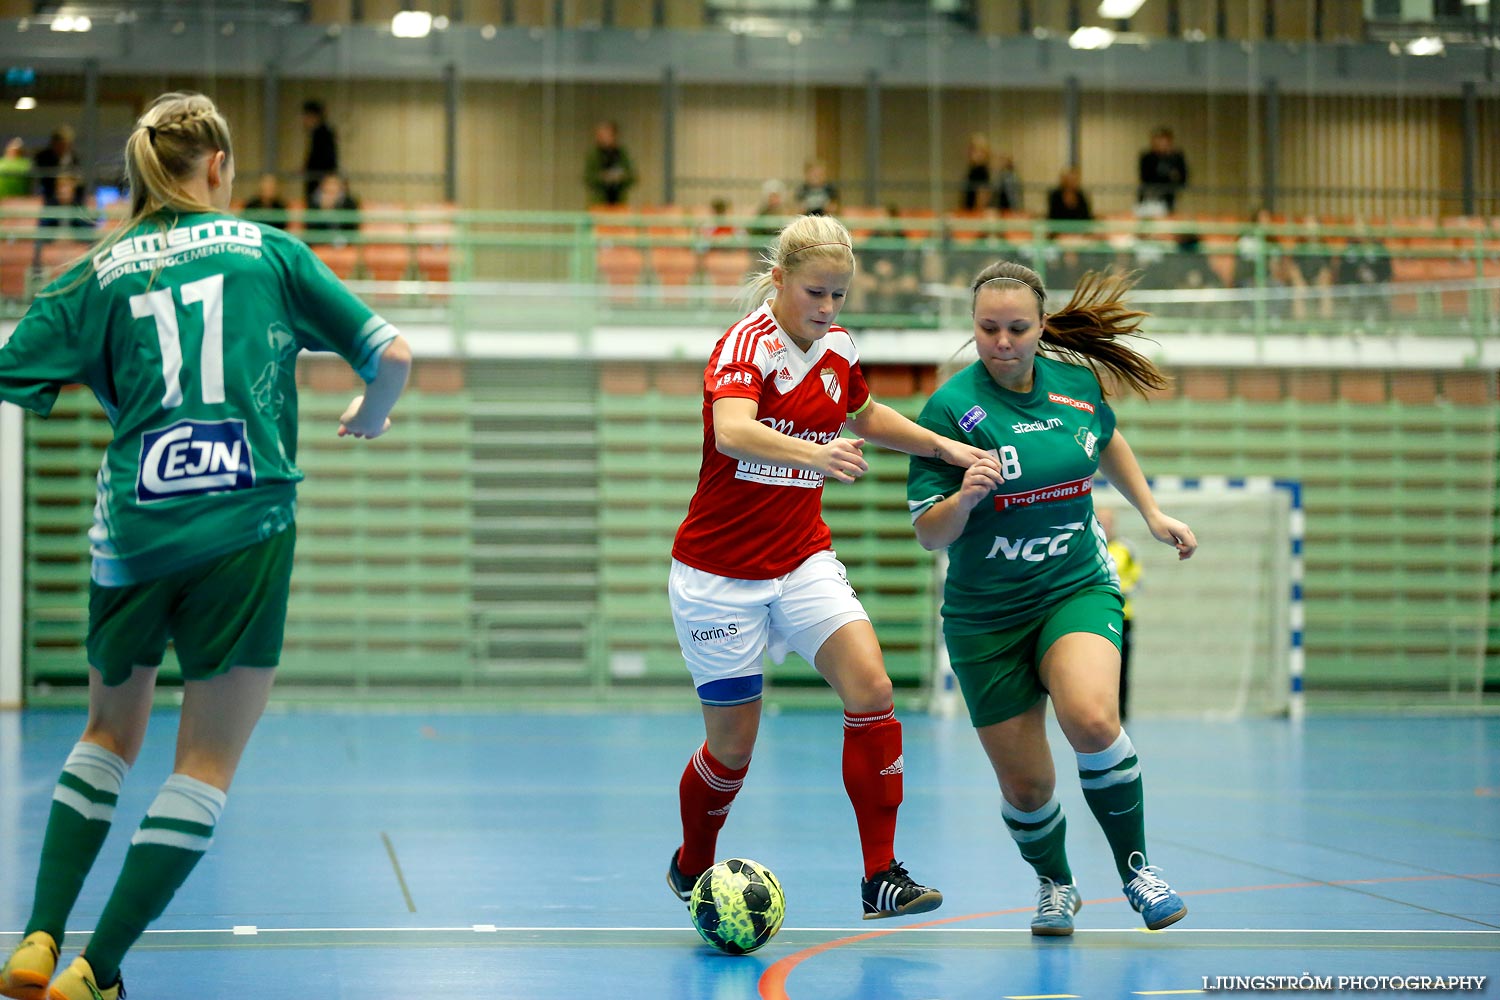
[{"xmin": 928, "ymin": 476, "xmax": 1303, "ymax": 720}]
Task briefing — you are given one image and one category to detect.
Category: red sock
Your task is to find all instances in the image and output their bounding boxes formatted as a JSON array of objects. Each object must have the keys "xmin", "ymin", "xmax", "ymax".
[
  {"xmin": 677, "ymin": 743, "xmax": 749, "ymax": 877},
  {"xmin": 842, "ymin": 705, "xmax": 904, "ymax": 879}
]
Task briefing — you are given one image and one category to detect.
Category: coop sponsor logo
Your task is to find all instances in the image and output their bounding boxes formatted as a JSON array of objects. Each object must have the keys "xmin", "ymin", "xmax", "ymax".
[
  {"xmin": 94, "ymin": 219, "xmax": 263, "ymax": 286},
  {"xmin": 985, "ymin": 521, "xmax": 1086, "ymax": 562},
  {"xmin": 1048, "ymin": 392, "xmax": 1095, "ymax": 414},
  {"xmin": 136, "ymin": 419, "xmax": 254, "ymax": 504},
  {"xmin": 1012, "ymin": 417, "xmax": 1063, "ymax": 434},
  {"xmin": 958, "ymin": 405, "xmax": 987, "ymax": 432},
  {"xmin": 992, "ymin": 475, "xmax": 1092, "ymax": 511}
]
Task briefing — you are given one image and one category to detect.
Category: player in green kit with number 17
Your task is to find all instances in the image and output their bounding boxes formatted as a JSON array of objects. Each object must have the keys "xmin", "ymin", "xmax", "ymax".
[
  {"xmin": 907, "ymin": 261, "xmax": 1196, "ymax": 938},
  {"xmin": 0, "ymin": 93, "xmax": 411, "ymax": 1000}
]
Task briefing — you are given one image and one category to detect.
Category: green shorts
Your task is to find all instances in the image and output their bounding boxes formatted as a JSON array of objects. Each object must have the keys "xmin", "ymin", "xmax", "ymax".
[
  {"xmin": 86, "ymin": 525, "xmax": 296, "ymax": 687},
  {"xmin": 944, "ymin": 584, "xmax": 1123, "ymax": 728}
]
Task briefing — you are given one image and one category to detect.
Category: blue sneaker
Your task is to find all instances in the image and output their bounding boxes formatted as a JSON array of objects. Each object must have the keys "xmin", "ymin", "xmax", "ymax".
[
  {"xmin": 1030, "ymin": 877, "xmax": 1082, "ymax": 937},
  {"xmin": 1122, "ymin": 851, "xmax": 1187, "ymax": 930}
]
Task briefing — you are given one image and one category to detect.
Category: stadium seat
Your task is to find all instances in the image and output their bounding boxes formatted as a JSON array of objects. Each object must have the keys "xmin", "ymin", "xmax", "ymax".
[
  {"xmin": 649, "ymin": 245, "xmax": 699, "ymax": 288},
  {"xmin": 702, "ymin": 247, "xmax": 752, "ymax": 287},
  {"xmin": 0, "ymin": 240, "xmax": 34, "ymax": 298},
  {"xmin": 312, "ymin": 242, "xmax": 359, "ymax": 279},
  {"xmin": 596, "ymin": 245, "xmax": 645, "ymax": 301},
  {"xmin": 361, "ymin": 243, "xmax": 413, "ymax": 281}
]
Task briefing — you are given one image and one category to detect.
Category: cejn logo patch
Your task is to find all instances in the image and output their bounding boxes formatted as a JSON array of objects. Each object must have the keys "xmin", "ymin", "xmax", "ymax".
[{"xmin": 137, "ymin": 418, "xmax": 255, "ymax": 504}]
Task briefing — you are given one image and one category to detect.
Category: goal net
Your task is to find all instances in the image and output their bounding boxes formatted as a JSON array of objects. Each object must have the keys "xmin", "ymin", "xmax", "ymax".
[{"xmin": 930, "ymin": 477, "xmax": 1301, "ymax": 720}]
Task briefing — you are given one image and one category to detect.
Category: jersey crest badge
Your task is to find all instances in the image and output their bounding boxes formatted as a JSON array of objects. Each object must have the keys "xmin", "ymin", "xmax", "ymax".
[
  {"xmin": 820, "ymin": 367, "xmax": 841, "ymax": 404},
  {"xmin": 1075, "ymin": 426, "xmax": 1099, "ymax": 459}
]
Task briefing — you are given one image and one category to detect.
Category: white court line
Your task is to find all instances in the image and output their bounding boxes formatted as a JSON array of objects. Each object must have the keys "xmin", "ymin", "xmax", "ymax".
[{"xmin": 3, "ymin": 926, "xmax": 1497, "ymax": 938}]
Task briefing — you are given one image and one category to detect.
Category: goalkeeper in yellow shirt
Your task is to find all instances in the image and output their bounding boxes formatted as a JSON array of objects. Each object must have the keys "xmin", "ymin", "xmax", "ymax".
[{"xmin": 1096, "ymin": 507, "xmax": 1142, "ymax": 722}]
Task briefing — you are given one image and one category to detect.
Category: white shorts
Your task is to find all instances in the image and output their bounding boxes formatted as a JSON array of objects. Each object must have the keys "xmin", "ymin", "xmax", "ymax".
[{"xmin": 668, "ymin": 549, "xmax": 870, "ymax": 706}]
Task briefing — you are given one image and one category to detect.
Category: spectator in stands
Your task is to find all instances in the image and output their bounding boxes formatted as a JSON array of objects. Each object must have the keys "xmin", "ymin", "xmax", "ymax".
[
  {"xmin": 961, "ymin": 133, "xmax": 992, "ymax": 211},
  {"xmin": 0, "ymin": 137, "xmax": 32, "ymax": 198},
  {"xmin": 750, "ymin": 180, "xmax": 787, "ymax": 237},
  {"xmin": 33, "ymin": 125, "xmax": 79, "ymax": 207},
  {"xmin": 704, "ymin": 197, "xmax": 739, "ymax": 240},
  {"xmin": 37, "ymin": 173, "xmax": 94, "ymax": 232},
  {"xmin": 1137, "ymin": 126, "xmax": 1187, "ymax": 215},
  {"xmin": 796, "ymin": 160, "xmax": 839, "ymax": 216},
  {"xmin": 302, "ymin": 100, "xmax": 339, "ymax": 206},
  {"xmin": 907, "ymin": 260, "xmax": 1194, "ymax": 940},
  {"xmin": 1047, "ymin": 167, "xmax": 1093, "ymax": 224},
  {"xmin": 1335, "ymin": 224, "xmax": 1393, "ymax": 327},
  {"xmin": 584, "ymin": 120, "xmax": 636, "ymax": 206},
  {"xmin": 243, "ymin": 173, "xmax": 288, "ymax": 228},
  {"xmin": 306, "ymin": 173, "xmax": 360, "ymax": 238},
  {"xmin": 994, "ymin": 154, "xmax": 1023, "ymax": 212},
  {"xmin": 1285, "ymin": 218, "xmax": 1335, "ymax": 321},
  {"xmin": 856, "ymin": 203, "xmax": 924, "ymax": 318}
]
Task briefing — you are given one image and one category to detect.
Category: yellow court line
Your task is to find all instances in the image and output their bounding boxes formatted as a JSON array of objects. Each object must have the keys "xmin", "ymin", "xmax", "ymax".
[
  {"xmin": 1134, "ymin": 992, "xmax": 1207, "ymax": 996},
  {"xmin": 1005, "ymin": 995, "xmax": 1081, "ymax": 999}
]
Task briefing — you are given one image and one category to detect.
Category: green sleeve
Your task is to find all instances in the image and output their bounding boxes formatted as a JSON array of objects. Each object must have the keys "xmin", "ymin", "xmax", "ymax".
[
  {"xmin": 0, "ymin": 285, "xmax": 91, "ymax": 417},
  {"xmin": 906, "ymin": 394, "xmax": 964, "ymax": 524},
  {"xmin": 1098, "ymin": 393, "xmax": 1117, "ymax": 446},
  {"xmin": 281, "ymin": 238, "xmax": 397, "ymax": 382}
]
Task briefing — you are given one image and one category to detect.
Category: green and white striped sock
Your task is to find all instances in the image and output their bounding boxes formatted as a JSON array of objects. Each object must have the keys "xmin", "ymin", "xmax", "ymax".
[
  {"xmin": 25, "ymin": 741, "xmax": 129, "ymax": 943},
  {"xmin": 1002, "ymin": 794, "xmax": 1073, "ymax": 884},
  {"xmin": 1077, "ymin": 729, "xmax": 1147, "ymax": 883},
  {"xmin": 84, "ymin": 773, "xmax": 227, "ymax": 987}
]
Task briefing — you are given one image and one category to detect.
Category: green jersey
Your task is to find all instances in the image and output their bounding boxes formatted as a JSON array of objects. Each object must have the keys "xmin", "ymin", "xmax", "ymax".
[
  {"xmin": 0, "ymin": 211, "xmax": 397, "ymax": 585},
  {"xmin": 907, "ymin": 355, "xmax": 1119, "ymax": 634}
]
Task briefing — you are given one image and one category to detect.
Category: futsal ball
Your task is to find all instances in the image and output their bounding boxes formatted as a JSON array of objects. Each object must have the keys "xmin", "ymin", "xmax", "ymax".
[{"xmin": 688, "ymin": 857, "xmax": 786, "ymax": 955}]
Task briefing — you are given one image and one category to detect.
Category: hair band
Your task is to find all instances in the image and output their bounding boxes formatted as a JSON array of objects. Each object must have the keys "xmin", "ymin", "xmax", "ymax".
[
  {"xmin": 980, "ymin": 274, "xmax": 1045, "ymax": 302},
  {"xmin": 785, "ymin": 241, "xmax": 852, "ymax": 256}
]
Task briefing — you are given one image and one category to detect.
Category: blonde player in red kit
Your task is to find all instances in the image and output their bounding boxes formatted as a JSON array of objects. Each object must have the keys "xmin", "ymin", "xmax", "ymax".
[{"xmin": 666, "ymin": 214, "xmax": 989, "ymax": 918}]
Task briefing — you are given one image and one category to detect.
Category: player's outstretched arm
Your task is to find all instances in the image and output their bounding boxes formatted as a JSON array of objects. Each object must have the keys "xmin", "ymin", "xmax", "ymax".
[
  {"xmin": 848, "ymin": 401, "xmax": 990, "ymax": 468},
  {"xmin": 1097, "ymin": 431, "xmax": 1197, "ymax": 561},
  {"xmin": 338, "ymin": 335, "xmax": 412, "ymax": 439},
  {"xmin": 712, "ymin": 396, "xmax": 868, "ymax": 483}
]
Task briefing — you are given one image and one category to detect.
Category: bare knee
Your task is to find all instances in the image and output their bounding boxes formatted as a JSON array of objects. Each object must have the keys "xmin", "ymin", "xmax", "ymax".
[
  {"xmin": 1064, "ymin": 712, "xmax": 1121, "ymax": 755},
  {"xmin": 839, "ymin": 671, "xmax": 893, "ymax": 714},
  {"xmin": 999, "ymin": 774, "xmax": 1056, "ymax": 812},
  {"xmin": 705, "ymin": 739, "xmax": 754, "ymax": 771}
]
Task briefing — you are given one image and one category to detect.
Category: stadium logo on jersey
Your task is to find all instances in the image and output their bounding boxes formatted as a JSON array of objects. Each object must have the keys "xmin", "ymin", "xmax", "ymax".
[
  {"xmin": 1012, "ymin": 417, "xmax": 1063, "ymax": 434},
  {"xmin": 1075, "ymin": 427, "xmax": 1098, "ymax": 459},
  {"xmin": 985, "ymin": 522, "xmax": 1086, "ymax": 562},
  {"xmin": 820, "ymin": 367, "xmax": 841, "ymax": 404},
  {"xmin": 1048, "ymin": 392, "xmax": 1095, "ymax": 414},
  {"xmin": 136, "ymin": 419, "xmax": 255, "ymax": 504},
  {"xmin": 992, "ymin": 475, "xmax": 1092, "ymax": 511},
  {"xmin": 959, "ymin": 405, "xmax": 988, "ymax": 432}
]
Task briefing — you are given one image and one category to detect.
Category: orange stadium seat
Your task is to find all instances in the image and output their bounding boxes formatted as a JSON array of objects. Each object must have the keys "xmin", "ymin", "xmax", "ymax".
[
  {"xmin": 703, "ymin": 248, "xmax": 752, "ymax": 288},
  {"xmin": 0, "ymin": 196, "xmax": 41, "ymax": 236},
  {"xmin": 414, "ymin": 245, "xmax": 451, "ymax": 282},
  {"xmin": 839, "ymin": 206, "xmax": 883, "ymax": 240},
  {"xmin": 649, "ymin": 246, "xmax": 699, "ymax": 288},
  {"xmin": 596, "ymin": 245, "xmax": 645, "ymax": 302},
  {"xmin": 361, "ymin": 243, "xmax": 412, "ymax": 281},
  {"xmin": 37, "ymin": 240, "xmax": 87, "ymax": 279},
  {"xmin": 589, "ymin": 204, "xmax": 636, "ymax": 238},
  {"xmin": 0, "ymin": 240, "xmax": 34, "ymax": 298},
  {"xmin": 312, "ymin": 243, "xmax": 358, "ymax": 279}
]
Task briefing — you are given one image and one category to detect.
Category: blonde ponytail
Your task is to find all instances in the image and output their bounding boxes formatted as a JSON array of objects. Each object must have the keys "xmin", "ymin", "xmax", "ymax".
[{"xmin": 735, "ymin": 214, "xmax": 856, "ymax": 314}]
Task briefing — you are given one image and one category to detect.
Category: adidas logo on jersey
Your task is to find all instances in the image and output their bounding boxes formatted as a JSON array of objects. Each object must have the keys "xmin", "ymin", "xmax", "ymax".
[{"xmin": 879, "ymin": 755, "xmax": 904, "ymax": 776}]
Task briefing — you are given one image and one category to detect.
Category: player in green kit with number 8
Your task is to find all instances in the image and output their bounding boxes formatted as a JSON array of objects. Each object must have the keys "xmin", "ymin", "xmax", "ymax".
[
  {"xmin": 908, "ymin": 261, "xmax": 1196, "ymax": 937},
  {"xmin": 0, "ymin": 93, "xmax": 411, "ymax": 1000}
]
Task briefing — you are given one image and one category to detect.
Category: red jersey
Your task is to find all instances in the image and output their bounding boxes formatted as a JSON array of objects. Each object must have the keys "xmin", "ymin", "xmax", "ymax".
[{"xmin": 672, "ymin": 302, "xmax": 872, "ymax": 580}]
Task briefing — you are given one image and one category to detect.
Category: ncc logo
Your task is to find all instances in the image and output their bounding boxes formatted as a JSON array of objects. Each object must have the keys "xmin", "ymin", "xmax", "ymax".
[{"xmin": 136, "ymin": 419, "xmax": 255, "ymax": 504}]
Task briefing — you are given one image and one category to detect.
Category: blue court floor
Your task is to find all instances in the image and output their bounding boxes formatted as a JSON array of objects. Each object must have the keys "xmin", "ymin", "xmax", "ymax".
[{"xmin": 2, "ymin": 708, "xmax": 1497, "ymax": 999}]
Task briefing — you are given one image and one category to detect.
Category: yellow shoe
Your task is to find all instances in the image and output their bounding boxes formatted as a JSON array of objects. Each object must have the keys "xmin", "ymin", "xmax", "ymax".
[
  {"xmin": 45, "ymin": 958, "xmax": 121, "ymax": 1000},
  {"xmin": 0, "ymin": 932, "xmax": 58, "ymax": 1000}
]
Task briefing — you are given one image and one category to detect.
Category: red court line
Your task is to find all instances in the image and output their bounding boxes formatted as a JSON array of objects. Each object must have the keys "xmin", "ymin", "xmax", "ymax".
[{"xmin": 757, "ymin": 871, "xmax": 1500, "ymax": 1000}]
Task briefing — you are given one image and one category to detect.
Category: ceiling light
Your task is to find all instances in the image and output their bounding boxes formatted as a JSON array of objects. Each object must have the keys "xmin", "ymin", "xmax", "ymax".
[
  {"xmin": 14, "ymin": 97, "xmax": 36, "ymax": 110},
  {"xmin": 1404, "ymin": 35, "xmax": 1444, "ymax": 55},
  {"xmin": 1069, "ymin": 26, "xmax": 1116, "ymax": 49},
  {"xmin": 391, "ymin": 10, "xmax": 433, "ymax": 38},
  {"xmin": 1098, "ymin": 0, "xmax": 1147, "ymax": 17}
]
